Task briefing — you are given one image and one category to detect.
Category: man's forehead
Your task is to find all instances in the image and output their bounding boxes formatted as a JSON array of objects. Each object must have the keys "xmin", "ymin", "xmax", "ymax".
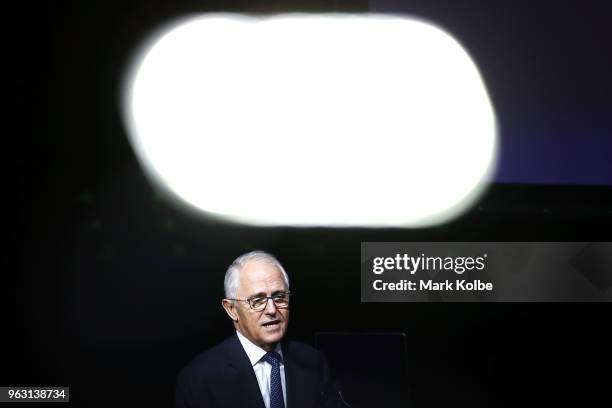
[{"xmin": 238, "ymin": 260, "xmax": 285, "ymax": 290}]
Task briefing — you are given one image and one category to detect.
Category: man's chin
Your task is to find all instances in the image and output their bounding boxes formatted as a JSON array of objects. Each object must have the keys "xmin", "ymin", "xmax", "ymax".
[{"xmin": 261, "ymin": 329, "xmax": 285, "ymax": 346}]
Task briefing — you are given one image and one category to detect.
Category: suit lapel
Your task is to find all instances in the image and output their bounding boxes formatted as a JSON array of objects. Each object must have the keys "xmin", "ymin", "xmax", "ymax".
[
  {"xmin": 225, "ymin": 334, "xmax": 267, "ymax": 408},
  {"xmin": 283, "ymin": 342, "xmax": 312, "ymax": 408}
]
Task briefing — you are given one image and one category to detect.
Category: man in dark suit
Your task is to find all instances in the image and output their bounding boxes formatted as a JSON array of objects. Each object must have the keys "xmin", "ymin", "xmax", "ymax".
[{"xmin": 176, "ymin": 251, "xmax": 339, "ymax": 408}]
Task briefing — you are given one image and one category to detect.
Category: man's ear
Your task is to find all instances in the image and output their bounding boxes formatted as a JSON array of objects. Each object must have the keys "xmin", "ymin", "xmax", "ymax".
[{"xmin": 221, "ymin": 299, "xmax": 239, "ymax": 322}]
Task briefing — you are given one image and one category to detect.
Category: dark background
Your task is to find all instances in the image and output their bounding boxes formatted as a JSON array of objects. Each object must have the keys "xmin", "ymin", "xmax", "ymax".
[{"xmin": 10, "ymin": 1, "xmax": 612, "ymax": 407}]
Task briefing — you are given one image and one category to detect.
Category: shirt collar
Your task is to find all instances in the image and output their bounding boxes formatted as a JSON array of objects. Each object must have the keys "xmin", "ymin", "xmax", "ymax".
[{"xmin": 236, "ymin": 330, "xmax": 283, "ymax": 366}]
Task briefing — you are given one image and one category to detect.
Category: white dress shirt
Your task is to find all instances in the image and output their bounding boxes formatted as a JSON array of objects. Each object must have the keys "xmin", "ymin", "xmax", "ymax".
[{"xmin": 236, "ymin": 330, "xmax": 287, "ymax": 408}]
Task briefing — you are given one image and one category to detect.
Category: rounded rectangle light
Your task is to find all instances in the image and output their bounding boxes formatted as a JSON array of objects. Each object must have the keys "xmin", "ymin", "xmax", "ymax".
[{"xmin": 123, "ymin": 14, "xmax": 498, "ymax": 227}]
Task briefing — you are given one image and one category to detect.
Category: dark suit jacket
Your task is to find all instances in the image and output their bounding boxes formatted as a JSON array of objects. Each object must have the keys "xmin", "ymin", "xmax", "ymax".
[{"xmin": 176, "ymin": 334, "xmax": 338, "ymax": 408}]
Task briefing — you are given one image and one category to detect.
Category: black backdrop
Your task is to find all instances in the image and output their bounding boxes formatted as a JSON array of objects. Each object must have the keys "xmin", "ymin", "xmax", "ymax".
[{"xmin": 11, "ymin": 1, "xmax": 612, "ymax": 407}]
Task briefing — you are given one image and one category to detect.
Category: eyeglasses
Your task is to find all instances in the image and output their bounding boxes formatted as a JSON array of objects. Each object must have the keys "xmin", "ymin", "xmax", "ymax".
[{"xmin": 227, "ymin": 292, "xmax": 291, "ymax": 311}]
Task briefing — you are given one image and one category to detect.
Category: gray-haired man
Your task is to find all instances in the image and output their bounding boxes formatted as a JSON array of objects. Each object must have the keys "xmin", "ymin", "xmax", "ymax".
[{"xmin": 176, "ymin": 251, "xmax": 339, "ymax": 408}]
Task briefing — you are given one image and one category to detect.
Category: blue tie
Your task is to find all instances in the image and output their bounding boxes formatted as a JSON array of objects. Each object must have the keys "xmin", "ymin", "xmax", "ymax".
[{"xmin": 263, "ymin": 351, "xmax": 285, "ymax": 408}]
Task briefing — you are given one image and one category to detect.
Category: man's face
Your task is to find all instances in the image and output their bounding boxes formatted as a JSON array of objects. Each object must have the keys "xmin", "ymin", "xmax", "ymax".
[{"xmin": 225, "ymin": 260, "xmax": 289, "ymax": 351}]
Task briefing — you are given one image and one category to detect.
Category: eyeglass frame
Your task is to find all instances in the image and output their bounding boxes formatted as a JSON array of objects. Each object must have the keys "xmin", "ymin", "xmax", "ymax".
[{"xmin": 226, "ymin": 292, "xmax": 291, "ymax": 311}]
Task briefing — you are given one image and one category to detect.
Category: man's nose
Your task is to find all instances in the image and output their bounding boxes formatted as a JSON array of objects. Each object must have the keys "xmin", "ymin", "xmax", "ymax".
[{"xmin": 263, "ymin": 297, "xmax": 278, "ymax": 314}]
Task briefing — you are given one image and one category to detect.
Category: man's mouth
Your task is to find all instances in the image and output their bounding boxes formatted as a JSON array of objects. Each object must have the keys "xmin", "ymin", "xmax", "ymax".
[{"xmin": 262, "ymin": 320, "xmax": 281, "ymax": 328}]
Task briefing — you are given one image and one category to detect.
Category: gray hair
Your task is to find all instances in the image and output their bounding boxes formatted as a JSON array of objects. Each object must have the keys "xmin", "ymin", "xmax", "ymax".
[{"xmin": 224, "ymin": 250, "xmax": 290, "ymax": 299}]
